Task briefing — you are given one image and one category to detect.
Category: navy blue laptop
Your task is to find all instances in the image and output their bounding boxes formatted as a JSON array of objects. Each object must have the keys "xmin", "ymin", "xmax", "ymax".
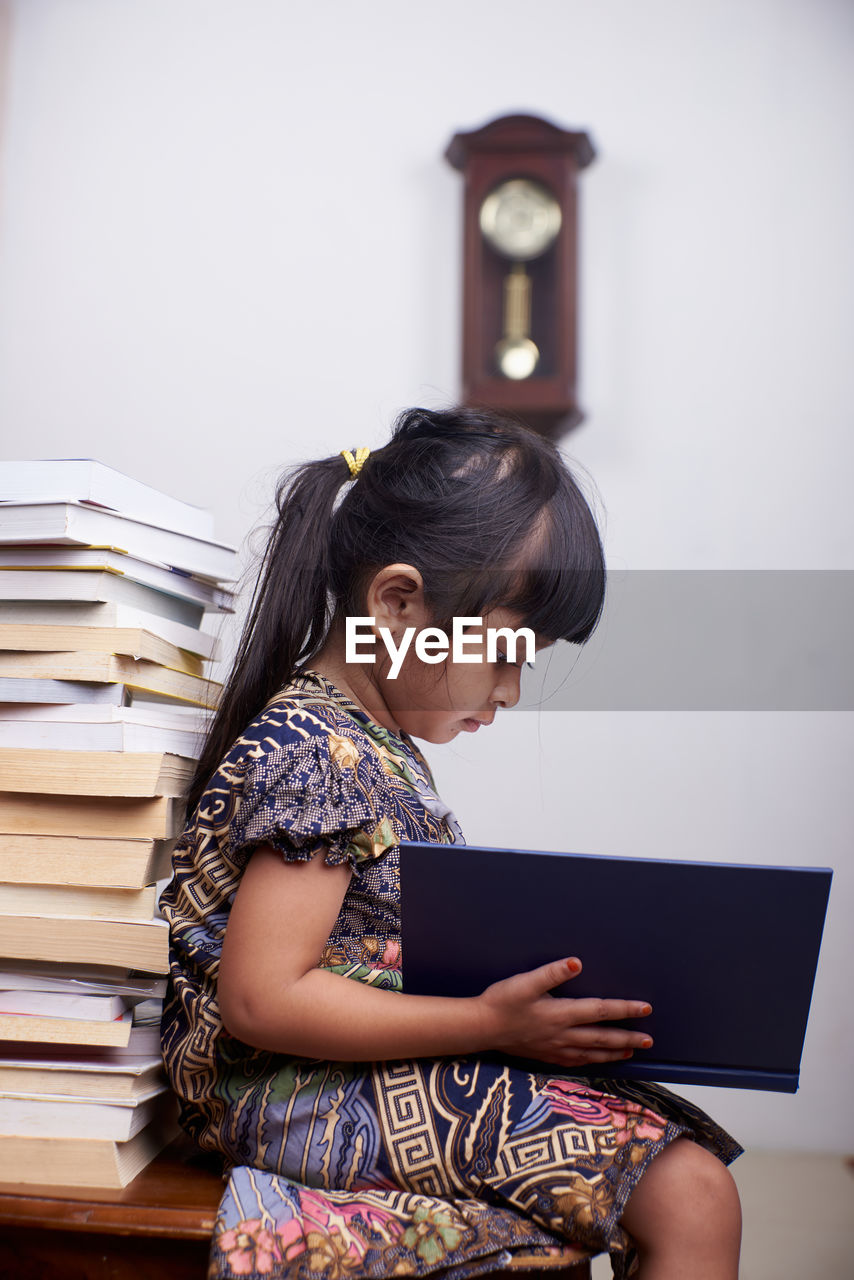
[{"xmin": 399, "ymin": 842, "xmax": 831, "ymax": 1092}]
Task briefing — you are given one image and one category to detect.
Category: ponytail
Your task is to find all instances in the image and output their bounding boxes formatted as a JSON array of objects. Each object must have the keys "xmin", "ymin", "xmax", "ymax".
[{"xmin": 186, "ymin": 453, "xmax": 348, "ymax": 816}]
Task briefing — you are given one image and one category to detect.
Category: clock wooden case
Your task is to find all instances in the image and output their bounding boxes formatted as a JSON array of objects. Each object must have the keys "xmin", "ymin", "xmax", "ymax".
[{"xmin": 445, "ymin": 113, "xmax": 595, "ymax": 438}]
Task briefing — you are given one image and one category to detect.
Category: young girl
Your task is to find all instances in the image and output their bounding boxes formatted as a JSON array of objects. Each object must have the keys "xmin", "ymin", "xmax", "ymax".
[{"xmin": 160, "ymin": 407, "xmax": 742, "ymax": 1280}]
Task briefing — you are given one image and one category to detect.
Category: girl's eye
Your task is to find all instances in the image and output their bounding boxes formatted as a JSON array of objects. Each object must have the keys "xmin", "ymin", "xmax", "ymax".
[{"xmin": 496, "ymin": 651, "xmax": 534, "ymax": 670}]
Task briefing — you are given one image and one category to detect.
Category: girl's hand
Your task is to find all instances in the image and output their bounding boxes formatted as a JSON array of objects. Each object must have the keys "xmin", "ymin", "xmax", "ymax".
[{"xmin": 477, "ymin": 957, "xmax": 654, "ymax": 1067}]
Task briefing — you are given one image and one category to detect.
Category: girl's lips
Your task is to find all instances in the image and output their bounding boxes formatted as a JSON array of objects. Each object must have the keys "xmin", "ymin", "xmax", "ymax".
[{"xmin": 461, "ymin": 718, "xmax": 482, "ymax": 732}]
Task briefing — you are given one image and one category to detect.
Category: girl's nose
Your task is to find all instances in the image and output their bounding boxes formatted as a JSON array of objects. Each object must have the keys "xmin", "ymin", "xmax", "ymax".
[{"xmin": 492, "ymin": 668, "xmax": 522, "ymax": 710}]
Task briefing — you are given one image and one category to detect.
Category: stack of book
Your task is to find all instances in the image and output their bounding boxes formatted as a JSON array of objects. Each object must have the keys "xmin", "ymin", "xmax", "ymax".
[{"xmin": 0, "ymin": 460, "xmax": 237, "ymax": 1187}]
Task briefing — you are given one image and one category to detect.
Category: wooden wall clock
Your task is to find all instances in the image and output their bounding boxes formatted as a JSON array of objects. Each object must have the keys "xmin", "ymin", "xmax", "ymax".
[{"xmin": 445, "ymin": 113, "xmax": 596, "ymax": 438}]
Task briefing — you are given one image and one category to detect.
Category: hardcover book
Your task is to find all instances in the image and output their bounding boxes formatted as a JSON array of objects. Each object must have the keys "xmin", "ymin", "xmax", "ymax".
[{"xmin": 400, "ymin": 842, "xmax": 832, "ymax": 1093}]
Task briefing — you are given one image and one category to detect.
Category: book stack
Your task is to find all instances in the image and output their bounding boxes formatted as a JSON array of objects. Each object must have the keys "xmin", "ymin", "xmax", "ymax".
[{"xmin": 0, "ymin": 460, "xmax": 237, "ymax": 1187}]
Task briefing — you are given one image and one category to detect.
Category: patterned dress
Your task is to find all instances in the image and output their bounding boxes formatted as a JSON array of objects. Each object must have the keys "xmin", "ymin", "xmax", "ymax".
[{"xmin": 160, "ymin": 670, "xmax": 741, "ymax": 1279}]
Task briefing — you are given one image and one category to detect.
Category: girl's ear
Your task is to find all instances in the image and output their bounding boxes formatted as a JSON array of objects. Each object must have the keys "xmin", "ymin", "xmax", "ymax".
[{"xmin": 366, "ymin": 564, "xmax": 429, "ymax": 632}]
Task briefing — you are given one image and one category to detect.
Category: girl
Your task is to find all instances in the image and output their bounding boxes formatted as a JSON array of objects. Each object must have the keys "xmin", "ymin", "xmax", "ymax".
[{"xmin": 160, "ymin": 407, "xmax": 742, "ymax": 1280}]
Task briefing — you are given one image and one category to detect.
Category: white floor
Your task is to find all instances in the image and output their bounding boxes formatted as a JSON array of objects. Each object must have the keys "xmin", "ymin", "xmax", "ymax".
[{"xmin": 590, "ymin": 1151, "xmax": 853, "ymax": 1279}]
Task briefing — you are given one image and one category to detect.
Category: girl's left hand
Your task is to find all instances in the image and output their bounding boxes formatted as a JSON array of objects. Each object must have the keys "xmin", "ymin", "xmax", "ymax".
[{"xmin": 476, "ymin": 956, "xmax": 654, "ymax": 1068}]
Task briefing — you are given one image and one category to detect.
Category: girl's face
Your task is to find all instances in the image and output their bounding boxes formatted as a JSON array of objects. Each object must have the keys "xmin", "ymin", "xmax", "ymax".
[
  {"xmin": 376, "ymin": 607, "xmax": 552, "ymax": 744},
  {"xmin": 317, "ymin": 564, "xmax": 553, "ymax": 743}
]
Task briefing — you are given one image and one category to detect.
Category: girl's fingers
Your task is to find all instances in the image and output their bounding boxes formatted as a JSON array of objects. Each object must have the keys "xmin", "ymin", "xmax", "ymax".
[
  {"xmin": 549, "ymin": 1047, "xmax": 642, "ymax": 1067},
  {"xmin": 557, "ymin": 996, "xmax": 652, "ymax": 1025},
  {"xmin": 558, "ymin": 1026, "xmax": 653, "ymax": 1050},
  {"xmin": 518, "ymin": 957, "xmax": 583, "ymax": 998},
  {"xmin": 505, "ymin": 963, "xmax": 652, "ymax": 1022}
]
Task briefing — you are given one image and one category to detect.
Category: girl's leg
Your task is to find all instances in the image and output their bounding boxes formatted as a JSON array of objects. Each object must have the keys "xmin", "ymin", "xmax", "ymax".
[{"xmin": 619, "ymin": 1138, "xmax": 741, "ymax": 1280}]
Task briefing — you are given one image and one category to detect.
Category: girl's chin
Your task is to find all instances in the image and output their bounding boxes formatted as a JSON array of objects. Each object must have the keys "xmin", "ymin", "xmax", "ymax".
[{"xmin": 403, "ymin": 719, "xmax": 468, "ymax": 745}]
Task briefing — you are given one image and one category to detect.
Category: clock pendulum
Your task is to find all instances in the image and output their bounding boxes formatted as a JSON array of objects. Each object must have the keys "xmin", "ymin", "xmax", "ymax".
[
  {"xmin": 495, "ymin": 263, "xmax": 539, "ymax": 380},
  {"xmin": 478, "ymin": 177, "xmax": 562, "ymax": 381}
]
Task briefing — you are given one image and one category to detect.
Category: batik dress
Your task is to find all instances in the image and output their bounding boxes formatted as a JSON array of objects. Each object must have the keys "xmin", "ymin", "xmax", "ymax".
[{"xmin": 160, "ymin": 670, "xmax": 741, "ymax": 1280}]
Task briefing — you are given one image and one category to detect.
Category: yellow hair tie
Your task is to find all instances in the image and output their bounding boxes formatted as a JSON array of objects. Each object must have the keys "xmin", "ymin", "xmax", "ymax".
[{"xmin": 341, "ymin": 447, "xmax": 370, "ymax": 478}]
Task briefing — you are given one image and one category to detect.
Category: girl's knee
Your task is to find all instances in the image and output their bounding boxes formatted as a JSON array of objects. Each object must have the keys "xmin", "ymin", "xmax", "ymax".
[{"xmin": 621, "ymin": 1138, "xmax": 742, "ymax": 1250}]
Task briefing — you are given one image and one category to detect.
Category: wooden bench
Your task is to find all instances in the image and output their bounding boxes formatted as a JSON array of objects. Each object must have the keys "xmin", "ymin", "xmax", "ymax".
[
  {"xmin": 0, "ymin": 1135, "xmax": 593, "ymax": 1279},
  {"xmin": 0, "ymin": 1134, "xmax": 223, "ymax": 1280}
]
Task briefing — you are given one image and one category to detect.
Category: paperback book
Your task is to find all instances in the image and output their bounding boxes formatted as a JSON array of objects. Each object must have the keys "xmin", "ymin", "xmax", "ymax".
[
  {"xmin": 0, "ymin": 501, "xmax": 237, "ymax": 581},
  {"xmin": 0, "ymin": 459, "xmax": 215, "ymax": 541},
  {"xmin": 0, "ymin": 564, "xmax": 230, "ymax": 620}
]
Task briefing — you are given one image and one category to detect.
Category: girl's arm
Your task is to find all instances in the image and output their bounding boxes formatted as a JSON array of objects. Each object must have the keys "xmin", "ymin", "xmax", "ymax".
[{"xmin": 218, "ymin": 844, "xmax": 653, "ymax": 1067}]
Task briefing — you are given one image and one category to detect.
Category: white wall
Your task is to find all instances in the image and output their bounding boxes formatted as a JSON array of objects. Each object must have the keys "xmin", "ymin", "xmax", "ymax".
[{"xmin": 0, "ymin": 0, "xmax": 852, "ymax": 1152}]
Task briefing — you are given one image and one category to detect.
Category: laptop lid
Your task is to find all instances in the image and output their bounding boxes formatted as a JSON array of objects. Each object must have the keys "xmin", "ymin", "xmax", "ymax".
[{"xmin": 399, "ymin": 842, "xmax": 832, "ymax": 1092}]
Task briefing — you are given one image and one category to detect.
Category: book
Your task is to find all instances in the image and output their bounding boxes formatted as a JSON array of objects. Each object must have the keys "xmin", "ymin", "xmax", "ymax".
[
  {"xmin": 400, "ymin": 842, "xmax": 832, "ymax": 1093},
  {"xmin": 128, "ymin": 997, "xmax": 163, "ymax": 1025},
  {"xmin": 0, "ymin": 625, "xmax": 206, "ymax": 675},
  {"xmin": 0, "ymin": 602, "xmax": 219, "ymax": 659},
  {"xmin": 0, "ymin": 1014, "xmax": 135, "ymax": 1049},
  {"xmin": 0, "ymin": 565, "xmax": 227, "ymax": 622},
  {"xmin": 0, "ymin": 749, "xmax": 195, "ymax": 797},
  {"xmin": 0, "ymin": 1008, "xmax": 143, "ymax": 1049},
  {"xmin": 0, "ymin": 501, "xmax": 237, "ymax": 582},
  {"xmin": 0, "ymin": 704, "xmax": 210, "ymax": 757},
  {"xmin": 0, "ymin": 1092, "xmax": 167, "ymax": 1142},
  {"xmin": 0, "ymin": 966, "xmax": 167, "ymax": 999},
  {"xmin": 0, "ymin": 676, "xmax": 129, "ymax": 705},
  {"xmin": 0, "ymin": 1107, "xmax": 179, "ymax": 1187},
  {"xmin": 0, "ymin": 914, "xmax": 170, "ymax": 974},
  {"xmin": 0, "ymin": 719, "xmax": 202, "ymax": 758},
  {"xmin": 0, "ymin": 1095, "xmax": 169, "ymax": 1146},
  {"xmin": 1, "ymin": 701, "xmax": 209, "ymax": 727},
  {"xmin": 0, "ymin": 1053, "xmax": 165, "ymax": 1102},
  {"xmin": 0, "ymin": 883, "xmax": 157, "ymax": 921},
  {"xmin": 0, "ymin": 651, "xmax": 220, "ymax": 707},
  {"xmin": 0, "ymin": 833, "xmax": 175, "ymax": 887},
  {"xmin": 0, "ymin": 1024, "xmax": 163, "ymax": 1057},
  {"xmin": 0, "ymin": 460, "xmax": 215, "ymax": 541},
  {"xmin": 0, "ymin": 793, "xmax": 182, "ymax": 839},
  {"xmin": 0, "ymin": 990, "xmax": 129, "ymax": 1021}
]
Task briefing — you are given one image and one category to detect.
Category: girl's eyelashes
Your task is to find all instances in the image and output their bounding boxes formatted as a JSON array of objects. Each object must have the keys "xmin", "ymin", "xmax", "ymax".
[{"xmin": 495, "ymin": 650, "xmax": 535, "ymax": 670}]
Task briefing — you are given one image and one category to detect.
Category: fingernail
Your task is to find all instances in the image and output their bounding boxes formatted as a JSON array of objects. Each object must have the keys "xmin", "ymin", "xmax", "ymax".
[
  {"xmin": 641, "ymin": 1037, "xmax": 653, "ymax": 1049},
  {"xmin": 640, "ymin": 1004, "xmax": 652, "ymax": 1015},
  {"xmin": 623, "ymin": 1050, "xmax": 634, "ymax": 1059},
  {"xmin": 566, "ymin": 959, "xmax": 581, "ymax": 974}
]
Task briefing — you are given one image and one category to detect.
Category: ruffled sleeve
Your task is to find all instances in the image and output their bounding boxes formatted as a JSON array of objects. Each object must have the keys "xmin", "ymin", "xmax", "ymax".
[{"xmin": 217, "ymin": 725, "xmax": 400, "ymax": 876}]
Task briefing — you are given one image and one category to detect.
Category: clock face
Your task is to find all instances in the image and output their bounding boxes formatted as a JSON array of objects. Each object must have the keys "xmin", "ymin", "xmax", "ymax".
[{"xmin": 479, "ymin": 178, "xmax": 562, "ymax": 261}]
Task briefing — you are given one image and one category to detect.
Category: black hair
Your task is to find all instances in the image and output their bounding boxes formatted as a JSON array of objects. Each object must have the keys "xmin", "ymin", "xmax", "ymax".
[{"xmin": 187, "ymin": 406, "xmax": 605, "ymax": 815}]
